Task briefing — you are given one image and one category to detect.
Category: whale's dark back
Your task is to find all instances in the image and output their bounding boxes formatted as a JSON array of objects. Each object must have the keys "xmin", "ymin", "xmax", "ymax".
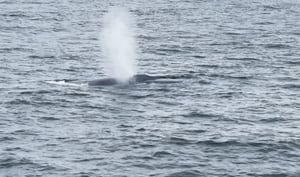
[
  {"xmin": 88, "ymin": 78, "xmax": 118, "ymax": 86},
  {"xmin": 131, "ymin": 74, "xmax": 159, "ymax": 82},
  {"xmin": 88, "ymin": 74, "xmax": 169, "ymax": 86}
]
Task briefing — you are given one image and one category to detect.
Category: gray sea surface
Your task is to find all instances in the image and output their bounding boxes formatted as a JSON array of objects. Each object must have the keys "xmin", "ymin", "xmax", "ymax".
[{"xmin": 1, "ymin": 0, "xmax": 300, "ymax": 176}]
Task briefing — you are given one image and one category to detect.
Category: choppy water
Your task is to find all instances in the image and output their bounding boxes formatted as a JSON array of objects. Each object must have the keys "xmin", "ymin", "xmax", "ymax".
[{"xmin": 1, "ymin": 0, "xmax": 300, "ymax": 176}]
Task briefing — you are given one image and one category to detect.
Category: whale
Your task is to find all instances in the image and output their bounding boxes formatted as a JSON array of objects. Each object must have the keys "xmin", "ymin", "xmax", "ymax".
[{"xmin": 88, "ymin": 74, "xmax": 179, "ymax": 86}]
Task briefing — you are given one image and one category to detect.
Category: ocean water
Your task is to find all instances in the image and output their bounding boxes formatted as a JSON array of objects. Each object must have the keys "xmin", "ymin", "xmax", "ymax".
[{"xmin": 1, "ymin": 0, "xmax": 300, "ymax": 176}]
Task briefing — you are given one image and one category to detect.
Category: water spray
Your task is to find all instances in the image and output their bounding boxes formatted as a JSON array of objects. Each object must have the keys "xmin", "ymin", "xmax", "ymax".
[{"xmin": 101, "ymin": 7, "xmax": 137, "ymax": 83}]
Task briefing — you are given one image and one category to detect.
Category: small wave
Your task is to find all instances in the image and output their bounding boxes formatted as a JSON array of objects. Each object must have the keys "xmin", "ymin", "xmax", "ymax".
[
  {"xmin": 118, "ymin": 124, "xmax": 134, "ymax": 128},
  {"xmin": 292, "ymin": 32, "xmax": 300, "ymax": 36},
  {"xmin": 20, "ymin": 90, "xmax": 52, "ymax": 95},
  {"xmin": 216, "ymin": 91, "xmax": 243, "ymax": 98},
  {"xmin": 39, "ymin": 116, "xmax": 60, "ymax": 121},
  {"xmin": 139, "ymin": 143, "xmax": 156, "ymax": 148},
  {"xmin": 209, "ymin": 74, "xmax": 253, "ymax": 80},
  {"xmin": 286, "ymin": 61, "xmax": 300, "ymax": 65},
  {"xmin": 280, "ymin": 84, "xmax": 300, "ymax": 89},
  {"xmin": 167, "ymin": 137, "xmax": 194, "ymax": 145},
  {"xmin": 136, "ymin": 128, "xmax": 146, "ymax": 132},
  {"xmin": 264, "ymin": 44, "xmax": 290, "ymax": 49},
  {"xmin": 198, "ymin": 80, "xmax": 211, "ymax": 85},
  {"xmin": 253, "ymin": 22, "xmax": 275, "ymax": 25},
  {"xmin": 262, "ymin": 5, "xmax": 281, "ymax": 10},
  {"xmin": 225, "ymin": 57, "xmax": 261, "ymax": 61},
  {"xmin": 64, "ymin": 92, "xmax": 90, "ymax": 96},
  {"xmin": 173, "ymin": 121, "xmax": 193, "ymax": 125},
  {"xmin": 152, "ymin": 151, "xmax": 175, "ymax": 158},
  {"xmin": 11, "ymin": 129, "xmax": 38, "ymax": 136},
  {"xmin": 72, "ymin": 172, "xmax": 97, "ymax": 177},
  {"xmin": 72, "ymin": 157, "xmax": 105, "ymax": 163},
  {"xmin": 0, "ymin": 136, "xmax": 17, "ymax": 142},
  {"xmin": 0, "ymin": 157, "xmax": 35, "ymax": 169},
  {"xmin": 247, "ymin": 172, "xmax": 295, "ymax": 177},
  {"xmin": 128, "ymin": 94, "xmax": 154, "ymax": 99},
  {"xmin": 259, "ymin": 117, "xmax": 286, "ymax": 123},
  {"xmin": 192, "ymin": 55, "xmax": 206, "ymax": 59},
  {"xmin": 184, "ymin": 111, "xmax": 219, "ymax": 118},
  {"xmin": 0, "ymin": 47, "xmax": 33, "ymax": 53},
  {"xmin": 3, "ymin": 147, "xmax": 29, "ymax": 153},
  {"xmin": 277, "ymin": 140, "xmax": 300, "ymax": 150},
  {"xmin": 275, "ymin": 77, "xmax": 298, "ymax": 82},
  {"xmin": 227, "ymin": 75, "xmax": 253, "ymax": 80},
  {"xmin": 184, "ymin": 129, "xmax": 206, "ymax": 133},
  {"xmin": 7, "ymin": 99, "xmax": 31, "ymax": 105},
  {"xmin": 151, "ymin": 50, "xmax": 168, "ymax": 56},
  {"xmin": 209, "ymin": 41, "xmax": 240, "ymax": 46},
  {"xmin": 2, "ymin": 13, "xmax": 30, "ymax": 18},
  {"xmin": 122, "ymin": 155, "xmax": 153, "ymax": 161},
  {"xmin": 224, "ymin": 32, "xmax": 243, "ymax": 36},
  {"xmin": 28, "ymin": 55, "xmax": 55, "ymax": 59},
  {"xmin": 196, "ymin": 140, "xmax": 243, "ymax": 147},
  {"xmin": 156, "ymin": 48, "xmax": 186, "ymax": 54},
  {"xmin": 132, "ymin": 163, "xmax": 154, "ymax": 170},
  {"xmin": 197, "ymin": 64, "xmax": 219, "ymax": 68},
  {"xmin": 137, "ymin": 34, "xmax": 158, "ymax": 40},
  {"xmin": 165, "ymin": 170, "xmax": 202, "ymax": 177},
  {"xmin": 0, "ymin": 1, "xmax": 13, "ymax": 4},
  {"xmin": 194, "ymin": 140, "xmax": 300, "ymax": 151}
]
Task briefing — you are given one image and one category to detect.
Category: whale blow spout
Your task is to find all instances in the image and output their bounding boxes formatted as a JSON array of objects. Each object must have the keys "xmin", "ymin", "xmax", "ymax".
[{"xmin": 102, "ymin": 7, "xmax": 137, "ymax": 83}]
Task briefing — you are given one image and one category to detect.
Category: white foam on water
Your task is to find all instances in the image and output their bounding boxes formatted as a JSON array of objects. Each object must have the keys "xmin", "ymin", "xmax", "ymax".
[{"xmin": 45, "ymin": 80, "xmax": 86, "ymax": 87}]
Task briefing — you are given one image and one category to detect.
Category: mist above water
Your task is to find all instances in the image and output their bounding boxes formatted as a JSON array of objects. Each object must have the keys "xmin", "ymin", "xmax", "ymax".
[{"xmin": 101, "ymin": 7, "xmax": 137, "ymax": 83}]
